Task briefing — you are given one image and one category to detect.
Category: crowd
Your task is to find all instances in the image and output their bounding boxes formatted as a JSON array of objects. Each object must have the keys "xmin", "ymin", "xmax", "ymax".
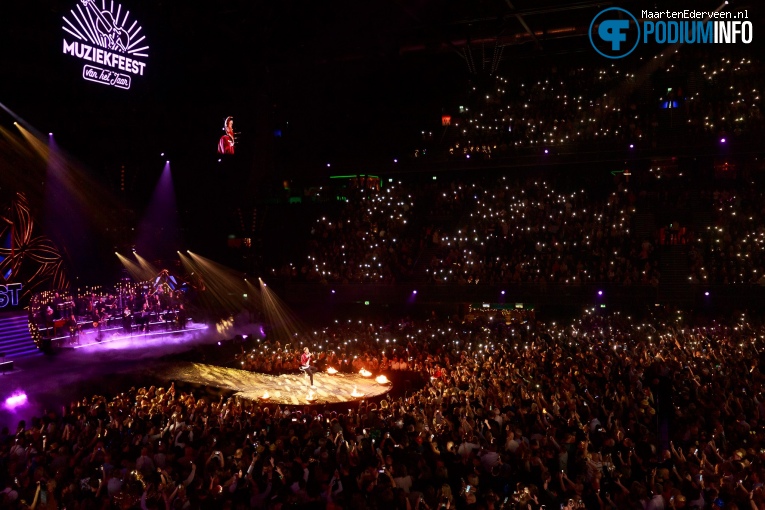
[
  {"xmin": 273, "ymin": 184, "xmax": 417, "ymax": 284},
  {"xmin": 423, "ymin": 180, "xmax": 658, "ymax": 286},
  {"xmin": 688, "ymin": 188, "xmax": 765, "ymax": 285},
  {"xmin": 442, "ymin": 49, "xmax": 763, "ymax": 158},
  {"xmin": 5, "ymin": 308, "xmax": 765, "ymax": 509},
  {"xmin": 273, "ymin": 177, "xmax": 660, "ymax": 287}
]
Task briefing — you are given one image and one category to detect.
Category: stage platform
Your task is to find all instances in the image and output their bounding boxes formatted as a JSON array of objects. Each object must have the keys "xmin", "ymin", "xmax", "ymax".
[
  {"xmin": 160, "ymin": 362, "xmax": 390, "ymax": 405},
  {"xmin": 41, "ymin": 320, "xmax": 209, "ymax": 350}
]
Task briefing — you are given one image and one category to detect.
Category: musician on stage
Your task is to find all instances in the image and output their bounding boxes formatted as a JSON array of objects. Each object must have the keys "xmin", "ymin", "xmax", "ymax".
[
  {"xmin": 300, "ymin": 347, "xmax": 318, "ymax": 386},
  {"xmin": 122, "ymin": 307, "xmax": 132, "ymax": 335},
  {"xmin": 218, "ymin": 116, "xmax": 235, "ymax": 155}
]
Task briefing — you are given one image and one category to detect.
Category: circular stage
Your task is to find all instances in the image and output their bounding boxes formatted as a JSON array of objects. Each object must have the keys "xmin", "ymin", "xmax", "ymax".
[{"xmin": 160, "ymin": 362, "xmax": 390, "ymax": 405}]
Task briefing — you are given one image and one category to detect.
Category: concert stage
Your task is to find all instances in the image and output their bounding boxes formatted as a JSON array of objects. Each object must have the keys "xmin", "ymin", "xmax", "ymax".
[{"xmin": 160, "ymin": 362, "xmax": 391, "ymax": 405}]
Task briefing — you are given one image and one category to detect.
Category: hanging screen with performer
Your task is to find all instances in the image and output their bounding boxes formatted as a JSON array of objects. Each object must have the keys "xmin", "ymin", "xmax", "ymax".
[{"xmin": 218, "ymin": 116, "xmax": 236, "ymax": 155}]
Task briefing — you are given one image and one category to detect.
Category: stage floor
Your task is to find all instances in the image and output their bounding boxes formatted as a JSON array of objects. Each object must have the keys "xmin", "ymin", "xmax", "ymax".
[{"xmin": 161, "ymin": 362, "xmax": 390, "ymax": 405}]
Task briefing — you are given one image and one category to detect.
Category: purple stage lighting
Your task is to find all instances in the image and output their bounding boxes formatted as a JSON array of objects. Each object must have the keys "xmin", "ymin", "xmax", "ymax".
[
  {"xmin": 720, "ymin": 138, "xmax": 726, "ymax": 143},
  {"xmin": 49, "ymin": 132, "xmax": 53, "ymax": 136},
  {"xmin": 5, "ymin": 392, "xmax": 27, "ymax": 409},
  {"xmin": 501, "ymin": 290, "xmax": 506, "ymax": 295},
  {"xmin": 597, "ymin": 290, "xmax": 603, "ymax": 296},
  {"xmin": 413, "ymin": 290, "xmax": 417, "ymax": 294}
]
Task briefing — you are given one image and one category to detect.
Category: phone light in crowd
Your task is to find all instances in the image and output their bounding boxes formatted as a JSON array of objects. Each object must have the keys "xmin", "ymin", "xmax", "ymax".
[
  {"xmin": 544, "ymin": 149, "xmax": 549, "ymax": 154},
  {"xmin": 501, "ymin": 290, "xmax": 506, "ymax": 295},
  {"xmin": 629, "ymin": 144, "xmax": 634, "ymax": 149},
  {"xmin": 4, "ymin": 392, "xmax": 27, "ymax": 409},
  {"xmin": 466, "ymin": 154, "xmax": 470, "ymax": 159}
]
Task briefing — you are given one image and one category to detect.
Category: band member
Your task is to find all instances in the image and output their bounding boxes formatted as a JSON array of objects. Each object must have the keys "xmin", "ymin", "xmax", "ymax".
[
  {"xmin": 177, "ymin": 304, "xmax": 187, "ymax": 330},
  {"xmin": 140, "ymin": 301, "xmax": 151, "ymax": 332},
  {"xmin": 122, "ymin": 307, "xmax": 132, "ymax": 335},
  {"xmin": 217, "ymin": 116, "xmax": 235, "ymax": 155},
  {"xmin": 69, "ymin": 314, "xmax": 80, "ymax": 345},
  {"xmin": 300, "ymin": 347, "xmax": 318, "ymax": 386},
  {"xmin": 52, "ymin": 292, "xmax": 64, "ymax": 319}
]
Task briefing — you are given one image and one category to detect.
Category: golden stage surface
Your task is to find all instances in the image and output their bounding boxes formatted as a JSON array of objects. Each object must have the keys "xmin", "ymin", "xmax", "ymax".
[{"xmin": 161, "ymin": 362, "xmax": 390, "ymax": 405}]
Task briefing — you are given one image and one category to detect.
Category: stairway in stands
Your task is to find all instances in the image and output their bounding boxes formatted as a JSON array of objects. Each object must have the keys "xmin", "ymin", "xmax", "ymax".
[
  {"xmin": 658, "ymin": 245, "xmax": 692, "ymax": 304},
  {"xmin": 0, "ymin": 311, "xmax": 40, "ymax": 360},
  {"xmin": 632, "ymin": 211, "xmax": 656, "ymax": 243}
]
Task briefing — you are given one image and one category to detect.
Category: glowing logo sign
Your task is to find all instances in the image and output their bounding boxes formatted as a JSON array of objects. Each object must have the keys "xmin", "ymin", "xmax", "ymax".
[
  {"xmin": 62, "ymin": 0, "xmax": 148, "ymax": 90},
  {"xmin": 0, "ymin": 283, "xmax": 22, "ymax": 308}
]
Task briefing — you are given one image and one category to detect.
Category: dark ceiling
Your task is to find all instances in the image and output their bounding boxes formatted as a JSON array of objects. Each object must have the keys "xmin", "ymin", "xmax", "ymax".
[{"xmin": 0, "ymin": 0, "xmax": 760, "ymax": 180}]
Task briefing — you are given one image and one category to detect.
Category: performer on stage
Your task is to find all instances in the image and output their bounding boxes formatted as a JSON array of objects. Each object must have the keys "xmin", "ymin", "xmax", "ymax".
[
  {"xmin": 217, "ymin": 116, "xmax": 235, "ymax": 155},
  {"xmin": 300, "ymin": 347, "xmax": 318, "ymax": 386},
  {"xmin": 122, "ymin": 307, "xmax": 132, "ymax": 335}
]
